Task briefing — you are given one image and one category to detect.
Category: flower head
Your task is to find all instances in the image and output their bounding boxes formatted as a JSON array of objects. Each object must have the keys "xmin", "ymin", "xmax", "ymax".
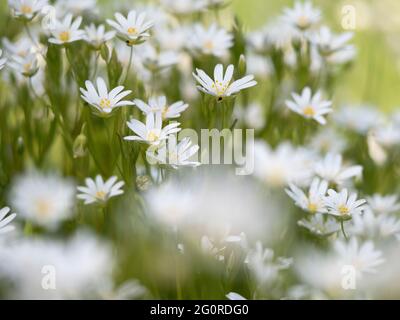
[
  {"xmin": 9, "ymin": 171, "xmax": 76, "ymax": 229},
  {"xmin": 77, "ymin": 175, "xmax": 124, "ymax": 205},
  {"xmin": 48, "ymin": 14, "xmax": 85, "ymax": 45},
  {"xmin": 8, "ymin": 52, "xmax": 39, "ymax": 77},
  {"xmin": 282, "ymin": 0, "xmax": 321, "ymax": 31},
  {"xmin": 286, "ymin": 87, "xmax": 332, "ymax": 125},
  {"xmin": 8, "ymin": 0, "xmax": 48, "ymax": 21},
  {"xmin": 80, "ymin": 77, "xmax": 134, "ymax": 116},
  {"xmin": 106, "ymin": 10, "xmax": 153, "ymax": 46},
  {"xmin": 298, "ymin": 213, "xmax": 340, "ymax": 236},
  {"xmin": 366, "ymin": 194, "xmax": 400, "ymax": 215},
  {"xmin": 193, "ymin": 64, "xmax": 257, "ymax": 102},
  {"xmin": 0, "ymin": 207, "xmax": 17, "ymax": 235},
  {"xmin": 324, "ymin": 188, "xmax": 366, "ymax": 219},
  {"xmin": 134, "ymin": 96, "xmax": 188, "ymax": 119},
  {"xmin": 124, "ymin": 112, "xmax": 181, "ymax": 146},
  {"xmin": 83, "ymin": 23, "xmax": 116, "ymax": 50}
]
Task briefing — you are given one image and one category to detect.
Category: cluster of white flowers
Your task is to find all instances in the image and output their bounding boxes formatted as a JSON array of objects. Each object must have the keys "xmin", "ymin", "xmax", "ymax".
[{"xmin": 0, "ymin": 0, "xmax": 399, "ymax": 301}]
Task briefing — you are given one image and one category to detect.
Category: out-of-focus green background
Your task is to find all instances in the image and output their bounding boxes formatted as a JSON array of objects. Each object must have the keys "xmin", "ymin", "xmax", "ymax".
[
  {"xmin": 232, "ymin": 0, "xmax": 400, "ymax": 111},
  {"xmin": 1, "ymin": 0, "xmax": 400, "ymax": 111}
]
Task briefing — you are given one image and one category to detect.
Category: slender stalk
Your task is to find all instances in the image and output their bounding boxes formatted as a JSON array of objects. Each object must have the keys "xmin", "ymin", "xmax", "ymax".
[{"xmin": 121, "ymin": 46, "xmax": 134, "ymax": 85}]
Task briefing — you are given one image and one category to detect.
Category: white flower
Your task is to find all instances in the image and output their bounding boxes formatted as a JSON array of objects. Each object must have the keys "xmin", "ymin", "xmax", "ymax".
[
  {"xmin": 334, "ymin": 238, "xmax": 384, "ymax": 277},
  {"xmin": 55, "ymin": 0, "xmax": 96, "ymax": 15},
  {"xmin": 138, "ymin": 44, "xmax": 178, "ymax": 72},
  {"xmin": 226, "ymin": 292, "xmax": 247, "ymax": 300},
  {"xmin": 350, "ymin": 209, "xmax": 400, "ymax": 239},
  {"xmin": 9, "ymin": 171, "xmax": 75, "ymax": 229},
  {"xmin": 0, "ymin": 207, "xmax": 17, "ymax": 235},
  {"xmin": 188, "ymin": 24, "xmax": 233, "ymax": 57},
  {"xmin": 282, "ymin": 0, "xmax": 321, "ymax": 31},
  {"xmin": 83, "ymin": 24, "xmax": 116, "ymax": 50},
  {"xmin": 245, "ymin": 242, "xmax": 292, "ymax": 285},
  {"xmin": 311, "ymin": 26, "xmax": 355, "ymax": 64},
  {"xmin": 48, "ymin": 14, "xmax": 85, "ymax": 45},
  {"xmin": 373, "ymin": 125, "xmax": 400, "ymax": 148},
  {"xmin": 309, "ymin": 127, "xmax": 346, "ymax": 154},
  {"xmin": 8, "ymin": 0, "xmax": 48, "ymax": 21},
  {"xmin": 315, "ymin": 153, "xmax": 362, "ymax": 185},
  {"xmin": 366, "ymin": 194, "xmax": 400, "ymax": 215},
  {"xmin": 124, "ymin": 112, "xmax": 181, "ymax": 146},
  {"xmin": 253, "ymin": 141, "xmax": 315, "ymax": 187},
  {"xmin": 161, "ymin": 0, "xmax": 206, "ymax": 15},
  {"xmin": 324, "ymin": 188, "xmax": 366, "ymax": 218},
  {"xmin": 235, "ymin": 102, "xmax": 265, "ymax": 130},
  {"xmin": 77, "ymin": 175, "xmax": 124, "ymax": 205},
  {"xmin": 298, "ymin": 213, "xmax": 340, "ymax": 236},
  {"xmin": 0, "ymin": 232, "xmax": 113, "ymax": 299},
  {"xmin": 0, "ymin": 49, "xmax": 7, "ymax": 70},
  {"xmin": 134, "ymin": 96, "xmax": 188, "ymax": 119},
  {"xmin": 147, "ymin": 136, "xmax": 200, "ymax": 168},
  {"xmin": 286, "ymin": 177, "xmax": 328, "ymax": 213},
  {"xmin": 2, "ymin": 37, "xmax": 33, "ymax": 58},
  {"xmin": 193, "ymin": 64, "xmax": 257, "ymax": 102},
  {"xmin": 80, "ymin": 77, "xmax": 134, "ymax": 115},
  {"xmin": 8, "ymin": 52, "xmax": 39, "ymax": 77},
  {"xmin": 106, "ymin": 10, "xmax": 153, "ymax": 46},
  {"xmin": 286, "ymin": 87, "xmax": 332, "ymax": 125},
  {"xmin": 334, "ymin": 105, "xmax": 383, "ymax": 135}
]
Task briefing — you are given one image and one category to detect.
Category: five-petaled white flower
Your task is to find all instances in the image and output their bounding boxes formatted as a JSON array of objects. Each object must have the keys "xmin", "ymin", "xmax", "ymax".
[
  {"xmin": 0, "ymin": 207, "xmax": 17, "ymax": 235},
  {"xmin": 324, "ymin": 188, "xmax": 366, "ymax": 219},
  {"xmin": 48, "ymin": 14, "xmax": 85, "ymax": 45},
  {"xmin": 134, "ymin": 96, "xmax": 188, "ymax": 120},
  {"xmin": 315, "ymin": 153, "xmax": 362, "ymax": 185},
  {"xmin": 282, "ymin": 0, "xmax": 321, "ymax": 31},
  {"xmin": 286, "ymin": 177, "xmax": 328, "ymax": 214},
  {"xmin": 77, "ymin": 175, "xmax": 124, "ymax": 205},
  {"xmin": 193, "ymin": 64, "xmax": 257, "ymax": 102},
  {"xmin": 188, "ymin": 24, "xmax": 233, "ymax": 57},
  {"xmin": 8, "ymin": 52, "xmax": 39, "ymax": 77},
  {"xmin": 106, "ymin": 10, "xmax": 153, "ymax": 46},
  {"xmin": 80, "ymin": 77, "xmax": 134, "ymax": 116},
  {"xmin": 147, "ymin": 136, "xmax": 200, "ymax": 168},
  {"xmin": 286, "ymin": 87, "xmax": 332, "ymax": 125},
  {"xmin": 124, "ymin": 112, "xmax": 181, "ymax": 146},
  {"xmin": 8, "ymin": 0, "xmax": 48, "ymax": 21},
  {"xmin": 83, "ymin": 23, "xmax": 116, "ymax": 50},
  {"xmin": 0, "ymin": 49, "xmax": 7, "ymax": 70}
]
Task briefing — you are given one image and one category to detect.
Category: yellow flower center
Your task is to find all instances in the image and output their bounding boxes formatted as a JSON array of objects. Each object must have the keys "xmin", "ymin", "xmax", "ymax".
[
  {"xmin": 307, "ymin": 202, "xmax": 318, "ymax": 213},
  {"xmin": 212, "ymin": 80, "xmax": 228, "ymax": 99},
  {"xmin": 297, "ymin": 15, "xmax": 310, "ymax": 29},
  {"xmin": 303, "ymin": 105, "xmax": 315, "ymax": 117},
  {"xmin": 20, "ymin": 5, "xmax": 32, "ymax": 14},
  {"xmin": 147, "ymin": 130, "xmax": 160, "ymax": 143},
  {"xmin": 127, "ymin": 27, "xmax": 137, "ymax": 35},
  {"xmin": 23, "ymin": 63, "xmax": 31, "ymax": 73},
  {"xmin": 99, "ymin": 98, "xmax": 111, "ymax": 109},
  {"xmin": 168, "ymin": 151, "xmax": 179, "ymax": 164},
  {"xmin": 59, "ymin": 31, "xmax": 70, "ymax": 42},
  {"xmin": 35, "ymin": 199, "xmax": 52, "ymax": 217},
  {"xmin": 204, "ymin": 40, "xmax": 214, "ymax": 50},
  {"xmin": 95, "ymin": 190, "xmax": 107, "ymax": 200},
  {"xmin": 338, "ymin": 205, "xmax": 349, "ymax": 216}
]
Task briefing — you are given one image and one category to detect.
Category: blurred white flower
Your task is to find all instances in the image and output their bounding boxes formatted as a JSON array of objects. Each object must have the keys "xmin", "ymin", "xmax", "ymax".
[
  {"xmin": 188, "ymin": 24, "xmax": 233, "ymax": 58},
  {"xmin": 298, "ymin": 213, "xmax": 340, "ymax": 236},
  {"xmin": 286, "ymin": 177, "xmax": 328, "ymax": 214},
  {"xmin": 334, "ymin": 105, "xmax": 382, "ymax": 135},
  {"xmin": 80, "ymin": 77, "xmax": 134, "ymax": 115},
  {"xmin": 10, "ymin": 171, "xmax": 75, "ymax": 229},
  {"xmin": 98, "ymin": 279, "xmax": 147, "ymax": 300},
  {"xmin": 124, "ymin": 112, "xmax": 181, "ymax": 146},
  {"xmin": 245, "ymin": 242, "xmax": 292, "ymax": 285},
  {"xmin": 161, "ymin": 0, "xmax": 206, "ymax": 15},
  {"xmin": 366, "ymin": 194, "xmax": 400, "ymax": 215},
  {"xmin": 147, "ymin": 136, "xmax": 200, "ymax": 168},
  {"xmin": 0, "ymin": 231, "xmax": 113, "ymax": 299},
  {"xmin": 309, "ymin": 127, "xmax": 346, "ymax": 154},
  {"xmin": 226, "ymin": 292, "xmax": 247, "ymax": 300},
  {"xmin": 83, "ymin": 24, "xmax": 116, "ymax": 50},
  {"xmin": 2, "ymin": 37, "xmax": 33, "ymax": 57},
  {"xmin": 373, "ymin": 125, "xmax": 400, "ymax": 148},
  {"xmin": 135, "ymin": 96, "xmax": 188, "ymax": 120},
  {"xmin": 77, "ymin": 175, "xmax": 124, "ymax": 205},
  {"xmin": 48, "ymin": 14, "xmax": 84, "ymax": 45},
  {"xmin": 0, "ymin": 207, "xmax": 17, "ymax": 235},
  {"xmin": 55, "ymin": 0, "xmax": 97, "ymax": 15},
  {"xmin": 235, "ymin": 102, "xmax": 265, "ymax": 130},
  {"xmin": 315, "ymin": 153, "xmax": 362, "ymax": 185},
  {"xmin": 0, "ymin": 49, "xmax": 7, "ymax": 70},
  {"xmin": 107, "ymin": 10, "xmax": 153, "ymax": 46},
  {"xmin": 246, "ymin": 53, "xmax": 273, "ymax": 79},
  {"xmin": 8, "ymin": 52, "xmax": 39, "ymax": 77},
  {"xmin": 193, "ymin": 64, "xmax": 257, "ymax": 102},
  {"xmin": 253, "ymin": 141, "xmax": 315, "ymax": 187},
  {"xmin": 8, "ymin": 0, "xmax": 47, "ymax": 21},
  {"xmin": 282, "ymin": 0, "xmax": 321, "ymax": 31},
  {"xmin": 324, "ymin": 188, "xmax": 366, "ymax": 219},
  {"xmin": 286, "ymin": 87, "xmax": 332, "ymax": 125},
  {"xmin": 137, "ymin": 44, "xmax": 179, "ymax": 72}
]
